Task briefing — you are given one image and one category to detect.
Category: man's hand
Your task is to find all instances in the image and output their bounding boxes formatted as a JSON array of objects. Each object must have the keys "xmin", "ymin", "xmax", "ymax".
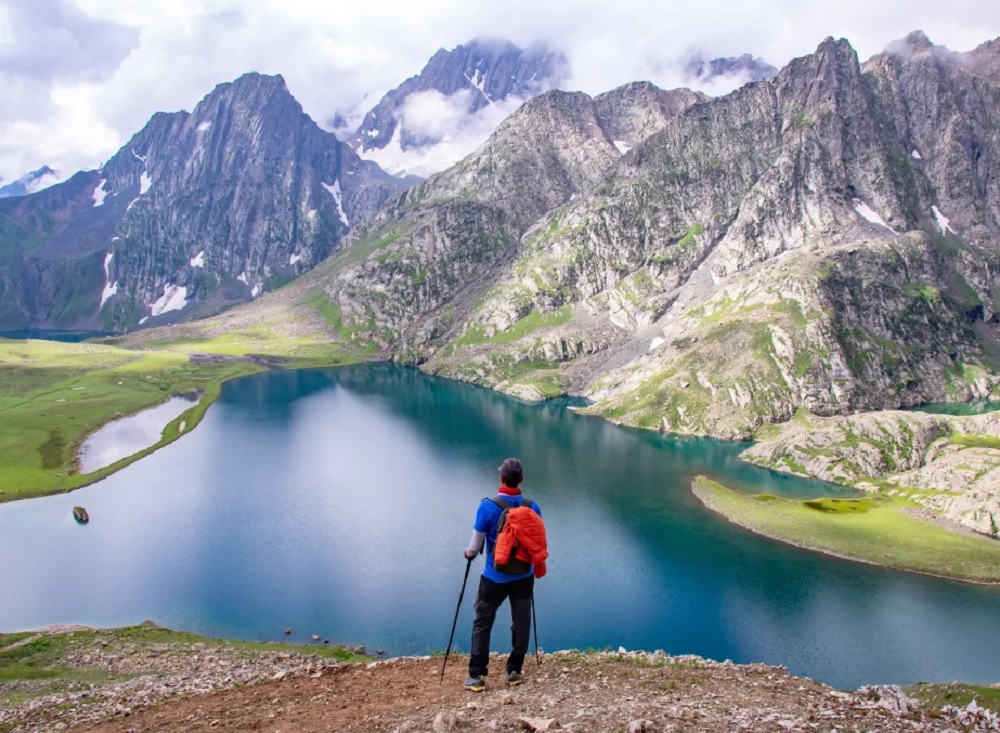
[{"xmin": 464, "ymin": 549, "xmax": 477, "ymax": 559}]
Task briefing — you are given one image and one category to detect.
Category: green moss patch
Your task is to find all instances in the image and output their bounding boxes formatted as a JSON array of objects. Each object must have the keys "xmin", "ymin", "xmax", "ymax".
[{"xmin": 802, "ymin": 498, "xmax": 875, "ymax": 514}]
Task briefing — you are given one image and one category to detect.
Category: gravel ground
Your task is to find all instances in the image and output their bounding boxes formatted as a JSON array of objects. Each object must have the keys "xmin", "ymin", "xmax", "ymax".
[{"xmin": 5, "ymin": 642, "xmax": 999, "ymax": 733}]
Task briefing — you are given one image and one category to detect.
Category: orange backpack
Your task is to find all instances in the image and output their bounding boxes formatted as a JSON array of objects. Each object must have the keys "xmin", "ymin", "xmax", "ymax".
[{"xmin": 489, "ymin": 497, "xmax": 549, "ymax": 579}]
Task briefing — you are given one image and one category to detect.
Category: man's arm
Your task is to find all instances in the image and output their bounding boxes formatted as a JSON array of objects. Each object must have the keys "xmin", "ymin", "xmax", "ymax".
[{"xmin": 464, "ymin": 530, "xmax": 486, "ymax": 559}]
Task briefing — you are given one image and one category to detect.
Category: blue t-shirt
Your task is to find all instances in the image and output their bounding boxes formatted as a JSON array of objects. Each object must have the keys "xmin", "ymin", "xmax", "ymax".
[{"xmin": 474, "ymin": 493, "xmax": 542, "ymax": 584}]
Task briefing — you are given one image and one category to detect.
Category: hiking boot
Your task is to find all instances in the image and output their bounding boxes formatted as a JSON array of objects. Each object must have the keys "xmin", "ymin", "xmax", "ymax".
[
  {"xmin": 464, "ymin": 675, "xmax": 486, "ymax": 693},
  {"xmin": 506, "ymin": 671, "xmax": 523, "ymax": 687}
]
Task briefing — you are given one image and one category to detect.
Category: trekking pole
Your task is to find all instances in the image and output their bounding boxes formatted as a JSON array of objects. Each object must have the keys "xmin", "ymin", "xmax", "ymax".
[
  {"xmin": 532, "ymin": 587, "xmax": 541, "ymax": 666},
  {"xmin": 439, "ymin": 556, "xmax": 473, "ymax": 684}
]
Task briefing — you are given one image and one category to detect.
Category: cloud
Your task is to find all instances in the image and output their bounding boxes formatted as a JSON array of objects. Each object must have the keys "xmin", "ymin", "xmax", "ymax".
[
  {"xmin": 360, "ymin": 91, "xmax": 528, "ymax": 177},
  {"xmin": 0, "ymin": 0, "xmax": 998, "ymax": 181}
]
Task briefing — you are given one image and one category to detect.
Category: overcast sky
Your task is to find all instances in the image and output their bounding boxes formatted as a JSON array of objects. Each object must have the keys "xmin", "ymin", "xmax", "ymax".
[{"xmin": 1, "ymin": 0, "xmax": 998, "ymax": 183}]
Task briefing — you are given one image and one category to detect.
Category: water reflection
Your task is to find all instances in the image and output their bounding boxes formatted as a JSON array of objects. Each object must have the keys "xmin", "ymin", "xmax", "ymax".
[
  {"xmin": 78, "ymin": 393, "xmax": 200, "ymax": 473},
  {"xmin": 1, "ymin": 364, "xmax": 998, "ymax": 690}
]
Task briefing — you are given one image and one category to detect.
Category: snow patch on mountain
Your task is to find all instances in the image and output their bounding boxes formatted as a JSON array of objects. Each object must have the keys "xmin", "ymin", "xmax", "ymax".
[
  {"xmin": 853, "ymin": 200, "xmax": 895, "ymax": 232},
  {"xmin": 322, "ymin": 181, "xmax": 350, "ymax": 227},
  {"xmin": 92, "ymin": 179, "xmax": 108, "ymax": 207},
  {"xmin": 139, "ymin": 172, "xmax": 152, "ymax": 195},
  {"xmin": 150, "ymin": 285, "xmax": 189, "ymax": 317},
  {"xmin": 100, "ymin": 253, "xmax": 117, "ymax": 308},
  {"xmin": 190, "ymin": 251, "xmax": 205, "ymax": 268},
  {"xmin": 932, "ymin": 205, "xmax": 956, "ymax": 234}
]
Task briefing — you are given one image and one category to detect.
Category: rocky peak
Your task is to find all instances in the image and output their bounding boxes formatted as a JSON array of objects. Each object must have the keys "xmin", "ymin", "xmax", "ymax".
[
  {"xmin": 684, "ymin": 53, "xmax": 778, "ymax": 84},
  {"xmin": 593, "ymin": 83, "xmax": 708, "ymax": 148},
  {"xmin": 900, "ymin": 30, "xmax": 935, "ymax": 54},
  {"xmin": 963, "ymin": 37, "xmax": 1000, "ymax": 82},
  {"xmin": 0, "ymin": 70, "xmax": 406, "ymax": 332}
]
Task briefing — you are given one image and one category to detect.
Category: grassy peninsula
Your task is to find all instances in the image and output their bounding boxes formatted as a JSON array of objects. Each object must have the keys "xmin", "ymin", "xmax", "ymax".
[
  {"xmin": 0, "ymin": 339, "xmax": 264, "ymax": 501},
  {"xmin": 692, "ymin": 476, "xmax": 1000, "ymax": 584}
]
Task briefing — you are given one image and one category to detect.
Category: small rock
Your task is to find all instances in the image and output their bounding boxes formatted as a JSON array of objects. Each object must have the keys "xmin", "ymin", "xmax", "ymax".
[
  {"xmin": 283, "ymin": 628, "xmax": 292, "ymax": 635},
  {"xmin": 517, "ymin": 717, "xmax": 559, "ymax": 732},
  {"xmin": 353, "ymin": 645, "xmax": 366, "ymax": 655},
  {"xmin": 311, "ymin": 634, "xmax": 320, "ymax": 641},
  {"xmin": 432, "ymin": 711, "xmax": 466, "ymax": 731},
  {"xmin": 627, "ymin": 721, "xmax": 657, "ymax": 733}
]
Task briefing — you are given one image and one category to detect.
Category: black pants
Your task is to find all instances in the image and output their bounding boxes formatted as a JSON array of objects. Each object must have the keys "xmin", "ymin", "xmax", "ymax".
[{"xmin": 469, "ymin": 575, "xmax": 533, "ymax": 677}]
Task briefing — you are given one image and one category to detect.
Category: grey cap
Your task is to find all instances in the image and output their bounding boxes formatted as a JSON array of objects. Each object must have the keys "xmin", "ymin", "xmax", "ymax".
[{"xmin": 498, "ymin": 458, "xmax": 523, "ymax": 482}]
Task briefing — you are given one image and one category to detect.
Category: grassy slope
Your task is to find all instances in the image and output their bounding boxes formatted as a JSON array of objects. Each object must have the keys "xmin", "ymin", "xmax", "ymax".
[
  {"xmin": 0, "ymin": 339, "xmax": 265, "ymax": 501},
  {"xmin": 692, "ymin": 476, "xmax": 1000, "ymax": 584},
  {"xmin": 905, "ymin": 682, "xmax": 1000, "ymax": 711},
  {"xmin": 0, "ymin": 623, "xmax": 368, "ymax": 710}
]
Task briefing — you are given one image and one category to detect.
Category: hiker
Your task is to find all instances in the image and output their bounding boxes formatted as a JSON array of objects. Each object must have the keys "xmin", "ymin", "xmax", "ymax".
[{"xmin": 462, "ymin": 457, "xmax": 547, "ymax": 692}]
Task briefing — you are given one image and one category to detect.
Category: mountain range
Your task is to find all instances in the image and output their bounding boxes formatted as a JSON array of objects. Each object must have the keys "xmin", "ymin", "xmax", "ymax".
[
  {"xmin": 117, "ymin": 30, "xmax": 1000, "ymax": 445},
  {"xmin": 5, "ymin": 30, "xmax": 1000, "ymax": 447}
]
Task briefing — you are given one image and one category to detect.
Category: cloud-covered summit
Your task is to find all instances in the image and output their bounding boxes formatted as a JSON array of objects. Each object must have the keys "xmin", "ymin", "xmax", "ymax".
[{"xmin": 344, "ymin": 38, "xmax": 568, "ymax": 177}]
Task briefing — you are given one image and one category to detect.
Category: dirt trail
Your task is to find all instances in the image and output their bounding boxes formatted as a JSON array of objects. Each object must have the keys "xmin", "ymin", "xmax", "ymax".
[{"xmin": 75, "ymin": 653, "xmax": 973, "ymax": 733}]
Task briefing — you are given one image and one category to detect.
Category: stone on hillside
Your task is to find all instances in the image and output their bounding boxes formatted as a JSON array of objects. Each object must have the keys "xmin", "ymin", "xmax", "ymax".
[
  {"xmin": 432, "ymin": 711, "xmax": 467, "ymax": 731},
  {"xmin": 627, "ymin": 719, "xmax": 658, "ymax": 732},
  {"xmin": 857, "ymin": 685, "xmax": 919, "ymax": 715},
  {"xmin": 517, "ymin": 717, "xmax": 560, "ymax": 731}
]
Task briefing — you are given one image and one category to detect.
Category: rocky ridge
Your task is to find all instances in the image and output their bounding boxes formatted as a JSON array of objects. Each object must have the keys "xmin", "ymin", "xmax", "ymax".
[
  {"xmin": 309, "ymin": 82, "xmax": 704, "ymax": 372},
  {"xmin": 0, "ymin": 73, "xmax": 406, "ymax": 333},
  {"xmin": 742, "ymin": 408, "xmax": 1000, "ymax": 536},
  {"xmin": 417, "ymin": 31, "xmax": 1000, "ymax": 438}
]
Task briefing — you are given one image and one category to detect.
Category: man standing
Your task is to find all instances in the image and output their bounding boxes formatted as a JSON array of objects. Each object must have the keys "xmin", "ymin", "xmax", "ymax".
[{"xmin": 462, "ymin": 458, "xmax": 543, "ymax": 692}]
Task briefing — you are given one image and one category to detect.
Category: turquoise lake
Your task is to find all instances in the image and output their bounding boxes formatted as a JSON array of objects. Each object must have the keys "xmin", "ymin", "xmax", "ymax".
[{"xmin": 1, "ymin": 363, "xmax": 999, "ymax": 690}]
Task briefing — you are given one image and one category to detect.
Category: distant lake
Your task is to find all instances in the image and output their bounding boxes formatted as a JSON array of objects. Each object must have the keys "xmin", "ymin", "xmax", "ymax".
[
  {"xmin": 0, "ymin": 330, "xmax": 108, "ymax": 343},
  {"xmin": 1, "ymin": 364, "xmax": 998, "ymax": 690},
  {"xmin": 909, "ymin": 400, "xmax": 1000, "ymax": 416}
]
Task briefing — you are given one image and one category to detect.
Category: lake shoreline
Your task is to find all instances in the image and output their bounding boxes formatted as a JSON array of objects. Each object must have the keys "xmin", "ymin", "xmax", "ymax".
[{"xmin": 691, "ymin": 475, "xmax": 1000, "ymax": 586}]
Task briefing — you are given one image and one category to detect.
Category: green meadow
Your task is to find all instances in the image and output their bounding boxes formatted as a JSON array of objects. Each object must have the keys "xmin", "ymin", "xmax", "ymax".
[{"xmin": 692, "ymin": 476, "xmax": 1000, "ymax": 584}]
